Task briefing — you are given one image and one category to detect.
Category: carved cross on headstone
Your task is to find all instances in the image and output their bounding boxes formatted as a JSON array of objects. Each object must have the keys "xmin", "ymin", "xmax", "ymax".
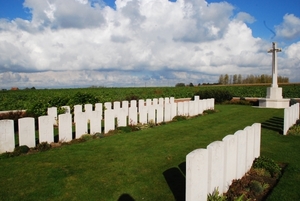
[{"xmin": 268, "ymin": 42, "xmax": 281, "ymax": 88}]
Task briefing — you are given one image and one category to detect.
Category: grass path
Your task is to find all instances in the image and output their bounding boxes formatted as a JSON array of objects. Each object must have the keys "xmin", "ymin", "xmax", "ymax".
[{"xmin": 0, "ymin": 105, "xmax": 299, "ymax": 201}]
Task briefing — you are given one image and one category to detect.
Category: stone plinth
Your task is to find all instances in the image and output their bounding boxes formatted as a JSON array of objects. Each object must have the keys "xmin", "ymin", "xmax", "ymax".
[
  {"xmin": 259, "ymin": 86, "xmax": 289, "ymax": 108},
  {"xmin": 259, "ymin": 97, "xmax": 290, "ymax": 108}
]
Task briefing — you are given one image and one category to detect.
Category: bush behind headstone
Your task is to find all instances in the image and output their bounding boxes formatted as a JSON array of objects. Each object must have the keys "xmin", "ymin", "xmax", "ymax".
[{"xmin": 193, "ymin": 89, "xmax": 233, "ymax": 103}]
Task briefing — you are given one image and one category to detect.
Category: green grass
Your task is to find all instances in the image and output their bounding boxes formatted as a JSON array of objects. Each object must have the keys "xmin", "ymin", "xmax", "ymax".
[{"xmin": 0, "ymin": 105, "xmax": 299, "ymax": 201}]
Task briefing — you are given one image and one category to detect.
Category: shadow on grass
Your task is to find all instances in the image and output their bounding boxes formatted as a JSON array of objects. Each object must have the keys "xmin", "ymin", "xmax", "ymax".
[
  {"xmin": 118, "ymin": 193, "xmax": 135, "ymax": 201},
  {"xmin": 163, "ymin": 162, "xmax": 186, "ymax": 201},
  {"xmin": 261, "ymin": 117, "xmax": 284, "ymax": 134}
]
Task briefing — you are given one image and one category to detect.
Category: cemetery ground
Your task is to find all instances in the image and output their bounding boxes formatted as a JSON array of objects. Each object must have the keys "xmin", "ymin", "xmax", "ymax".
[{"xmin": 0, "ymin": 105, "xmax": 300, "ymax": 200}]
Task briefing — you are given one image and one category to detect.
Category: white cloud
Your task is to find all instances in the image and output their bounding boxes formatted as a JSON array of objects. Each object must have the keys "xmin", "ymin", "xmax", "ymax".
[
  {"xmin": 235, "ymin": 12, "xmax": 255, "ymax": 24},
  {"xmin": 275, "ymin": 14, "xmax": 300, "ymax": 40},
  {"xmin": 0, "ymin": 0, "xmax": 299, "ymax": 89}
]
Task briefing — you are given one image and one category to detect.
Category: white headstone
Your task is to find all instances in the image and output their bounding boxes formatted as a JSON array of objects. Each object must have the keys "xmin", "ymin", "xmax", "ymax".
[
  {"xmin": 244, "ymin": 126, "xmax": 255, "ymax": 172},
  {"xmin": 165, "ymin": 97, "xmax": 170, "ymax": 104},
  {"xmin": 130, "ymin": 100, "xmax": 137, "ymax": 108},
  {"xmin": 188, "ymin": 101, "xmax": 195, "ymax": 116},
  {"xmin": 19, "ymin": 117, "xmax": 36, "ymax": 148},
  {"xmin": 156, "ymin": 105, "xmax": 163, "ymax": 123},
  {"xmin": 47, "ymin": 107, "xmax": 57, "ymax": 125},
  {"xmin": 117, "ymin": 108, "xmax": 127, "ymax": 127},
  {"xmin": 186, "ymin": 148, "xmax": 208, "ymax": 201},
  {"xmin": 177, "ymin": 102, "xmax": 184, "ymax": 116},
  {"xmin": 75, "ymin": 112, "xmax": 87, "ymax": 138},
  {"xmin": 104, "ymin": 109, "xmax": 115, "ymax": 134},
  {"xmin": 104, "ymin": 102, "xmax": 112, "ymax": 110},
  {"xmin": 148, "ymin": 105, "xmax": 156, "ymax": 123},
  {"xmin": 95, "ymin": 103, "xmax": 103, "ymax": 119},
  {"xmin": 222, "ymin": 134, "xmax": 237, "ymax": 192},
  {"xmin": 159, "ymin": 98, "xmax": 164, "ymax": 105},
  {"xmin": 183, "ymin": 101, "xmax": 189, "ymax": 116},
  {"xmin": 59, "ymin": 113, "xmax": 72, "ymax": 142},
  {"xmin": 235, "ymin": 130, "xmax": 247, "ymax": 179},
  {"xmin": 90, "ymin": 111, "xmax": 102, "ymax": 134},
  {"xmin": 38, "ymin": 115, "xmax": 54, "ymax": 143},
  {"xmin": 128, "ymin": 107, "xmax": 137, "ymax": 125},
  {"xmin": 207, "ymin": 141, "xmax": 225, "ymax": 194},
  {"xmin": 138, "ymin": 106, "xmax": 148, "ymax": 124},
  {"xmin": 146, "ymin": 99, "xmax": 151, "ymax": 107},
  {"xmin": 170, "ymin": 97, "xmax": 175, "ymax": 103},
  {"xmin": 170, "ymin": 103, "xmax": 177, "ymax": 119},
  {"xmin": 164, "ymin": 103, "xmax": 172, "ymax": 122},
  {"xmin": 253, "ymin": 123, "xmax": 261, "ymax": 158},
  {"xmin": 0, "ymin": 120, "xmax": 15, "ymax": 153}
]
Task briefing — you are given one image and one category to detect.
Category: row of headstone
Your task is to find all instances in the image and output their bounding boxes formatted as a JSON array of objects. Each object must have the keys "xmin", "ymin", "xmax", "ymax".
[
  {"xmin": 0, "ymin": 97, "xmax": 215, "ymax": 153},
  {"xmin": 283, "ymin": 103, "xmax": 299, "ymax": 135},
  {"xmin": 186, "ymin": 123, "xmax": 261, "ymax": 201}
]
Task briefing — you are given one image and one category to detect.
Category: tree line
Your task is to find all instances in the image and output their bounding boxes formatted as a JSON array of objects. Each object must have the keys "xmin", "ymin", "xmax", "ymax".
[{"xmin": 218, "ymin": 74, "xmax": 289, "ymax": 85}]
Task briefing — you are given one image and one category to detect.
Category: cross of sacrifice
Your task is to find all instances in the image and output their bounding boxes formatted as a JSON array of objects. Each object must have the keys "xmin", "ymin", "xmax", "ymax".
[{"xmin": 268, "ymin": 42, "xmax": 282, "ymax": 88}]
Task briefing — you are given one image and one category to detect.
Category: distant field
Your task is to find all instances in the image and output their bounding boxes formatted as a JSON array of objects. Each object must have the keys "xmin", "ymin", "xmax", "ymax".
[{"xmin": 0, "ymin": 83, "xmax": 299, "ymax": 111}]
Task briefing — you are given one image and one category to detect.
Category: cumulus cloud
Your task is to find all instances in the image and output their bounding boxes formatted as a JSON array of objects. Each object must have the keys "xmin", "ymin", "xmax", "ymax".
[
  {"xmin": 235, "ymin": 12, "xmax": 255, "ymax": 24},
  {"xmin": 275, "ymin": 14, "xmax": 300, "ymax": 40},
  {"xmin": 0, "ymin": 0, "xmax": 299, "ymax": 89}
]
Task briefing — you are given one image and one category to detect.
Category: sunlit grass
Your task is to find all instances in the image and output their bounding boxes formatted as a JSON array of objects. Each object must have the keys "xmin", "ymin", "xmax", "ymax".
[{"xmin": 0, "ymin": 105, "xmax": 299, "ymax": 201}]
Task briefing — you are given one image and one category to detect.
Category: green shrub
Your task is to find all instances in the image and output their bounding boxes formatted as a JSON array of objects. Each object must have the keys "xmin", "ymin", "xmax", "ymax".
[
  {"xmin": 36, "ymin": 142, "xmax": 51, "ymax": 152},
  {"xmin": 193, "ymin": 89, "xmax": 233, "ymax": 104},
  {"xmin": 288, "ymin": 124, "xmax": 300, "ymax": 136},
  {"xmin": 80, "ymin": 134, "xmax": 93, "ymax": 141},
  {"xmin": 289, "ymin": 98, "xmax": 298, "ymax": 106},
  {"xmin": 249, "ymin": 180, "xmax": 264, "ymax": 195},
  {"xmin": 207, "ymin": 188, "xmax": 227, "ymax": 201},
  {"xmin": 14, "ymin": 145, "xmax": 30, "ymax": 156},
  {"xmin": 172, "ymin": 115, "xmax": 187, "ymax": 122},
  {"xmin": 253, "ymin": 156, "xmax": 281, "ymax": 178},
  {"xmin": 204, "ymin": 109, "xmax": 216, "ymax": 114}
]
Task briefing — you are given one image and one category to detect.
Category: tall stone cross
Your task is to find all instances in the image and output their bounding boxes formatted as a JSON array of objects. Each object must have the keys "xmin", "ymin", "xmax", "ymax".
[{"xmin": 268, "ymin": 42, "xmax": 281, "ymax": 88}]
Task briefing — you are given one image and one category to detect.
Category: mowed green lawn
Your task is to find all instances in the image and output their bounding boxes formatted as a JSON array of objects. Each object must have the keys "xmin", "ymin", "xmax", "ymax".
[{"xmin": 0, "ymin": 105, "xmax": 299, "ymax": 201}]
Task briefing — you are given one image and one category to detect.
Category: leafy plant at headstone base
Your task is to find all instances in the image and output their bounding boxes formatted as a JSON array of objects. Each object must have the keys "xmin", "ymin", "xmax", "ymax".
[
  {"xmin": 287, "ymin": 124, "xmax": 300, "ymax": 136},
  {"xmin": 193, "ymin": 89, "xmax": 233, "ymax": 104},
  {"xmin": 172, "ymin": 115, "xmax": 188, "ymax": 122},
  {"xmin": 80, "ymin": 134, "xmax": 93, "ymax": 142},
  {"xmin": 207, "ymin": 188, "xmax": 227, "ymax": 201},
  {"xmin": 13, "ymin": 145, "xmax": 30, "ymax": 156},
  {"xmin": 252, "ymin": 156, "xmax": 281, "ymax": 178},
  {"xmin": 36, "ymin": 142, "xmax": 51, "ymax": 152}
]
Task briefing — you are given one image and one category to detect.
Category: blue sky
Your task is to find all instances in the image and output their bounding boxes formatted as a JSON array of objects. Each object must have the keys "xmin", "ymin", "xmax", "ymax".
[{"xmin": 0, "ymin": 0, "xmax": 299, "ymax": 88}]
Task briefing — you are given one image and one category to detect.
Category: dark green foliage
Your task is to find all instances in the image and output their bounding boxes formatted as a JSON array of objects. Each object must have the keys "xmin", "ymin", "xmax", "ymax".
[
  {"xmin": 125, "ymin": 94, "xmax": 139, "ymax": 102},
  {"xmin": 117, "ymin": 125, "xmax": 140, "ymax": 133},
  {"xmin": 48, "ymin": 96, "xmax": 70, "ymax": 107},
  {"xmin": 193, "ymin": 89, "xmax": 233, "ymax": 103},
  {"xmin": 172, "ymin": 115, "xmax": 188, "ymax": 122},
  {"xmin": 80, "ymin": 134, "xmax": 93, "ymax": 141},
  {"xmin": 27, "ymin": 101, "xmax": 49, "ymax": 117},
  {"xmin": 175, "ymin": 83, "xmax": 185, "ymax": 87},
  {"xmin": 70, "ymin": 92, "xmax": 99, "ymax": 105},
  {"xmin": 207, "ymin": 188, "xmax": 227, "ymax": 201},
  {"xmin": 253, "ymin": 156, "xmax": 281, "ymax": 178},
  {"xmin": 249, "ymin": 180, "xmax": 264, "ymax": 195},
  {"xmin": 36, "ymin": 142, "xmax": 51, "ymax": 152},
  {"xmin": 204, "ymin": 109, "xmax": 216, "ymax": 114},
  {"xmin": 289, "ymin": 98, "xmax": 298, "ymax": 106},
  {"xmin": 14, "ymin": 145, "xmax": 30, "ymax": 156}
]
